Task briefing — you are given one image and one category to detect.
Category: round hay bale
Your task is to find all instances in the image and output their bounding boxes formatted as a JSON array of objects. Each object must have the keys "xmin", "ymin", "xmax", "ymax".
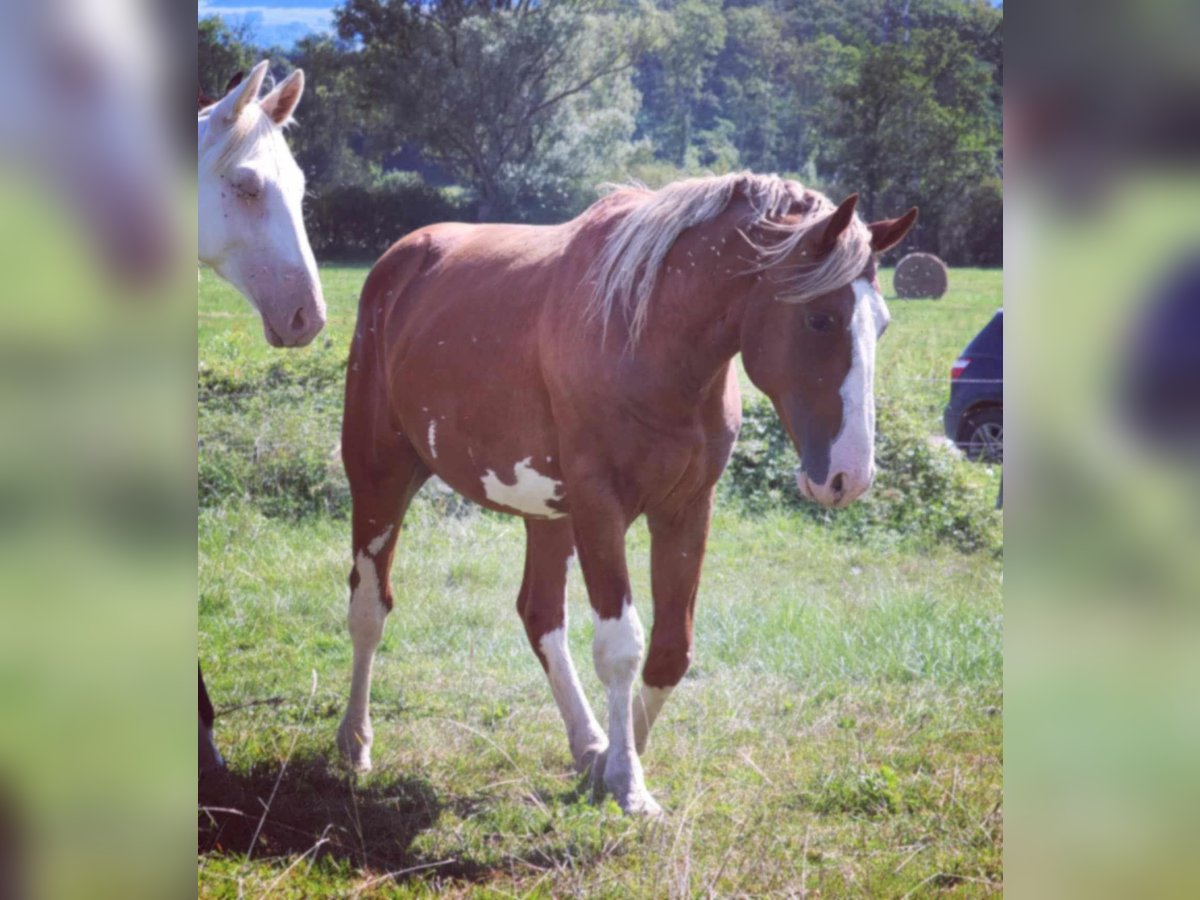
[{"xmin": 893, "ymin": 252, "xmax": 948, "ymax": 299}]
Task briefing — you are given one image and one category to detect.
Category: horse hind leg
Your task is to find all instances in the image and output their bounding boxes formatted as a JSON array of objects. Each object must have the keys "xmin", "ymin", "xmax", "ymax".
[
  {"xmin": 635, "ymin": 492, "xmax": 714, "ymax": 755},
  {"xmin": 198, "ymin": 665, "xmax": 224, "ymax": 775},
  {"xmin": 518, "ymin": 519, "xmax": 607, "ymax": 774},
  {"xmin": 336, "ymin": 443, "xmax": 429, "ymax": 772}
]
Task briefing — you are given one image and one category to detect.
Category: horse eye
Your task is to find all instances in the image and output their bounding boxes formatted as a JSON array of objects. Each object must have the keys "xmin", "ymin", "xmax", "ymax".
[
  {"xmin": 806, "ymin": 313, "xmax": 838, "ymax": 333},
  {"xmin": 232, "ymin": 171, "xmax": 263, "ymax": 200}
]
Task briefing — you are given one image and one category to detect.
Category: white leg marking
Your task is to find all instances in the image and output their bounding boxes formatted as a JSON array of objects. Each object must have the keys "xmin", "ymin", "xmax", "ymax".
[
  {"xmin": 367, "ymin": 525, "xmax": 393, "ymax": 557},
  {"xmin": 539, "ymin": 626, "xmax": 607, "ymax": 770},
  {"xmin": 593, "ymin": 603, "xmax": 661, "ymax": 815},
  {"xmin": 633, "ymin": 684, "xmax": 674, "ymax": 755},
  {"xmin": 427, "ymin": 420, "xmax": 438, "ymax": 459},
  {"xmin": 481, "ymin": 457, "xmax": 566, "ymax": 518},
  {"xmin": 338, "ymin": 551, "xmax": 387, "ymax": 771}
]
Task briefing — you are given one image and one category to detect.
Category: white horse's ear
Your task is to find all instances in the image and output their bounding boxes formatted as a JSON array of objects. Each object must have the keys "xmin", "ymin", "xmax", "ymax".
[
  {"xmin": 212, "ymin": 60, "xmax": 269, "ymax": 127},
  {"xmin": 260, "ymin": 69, "xmax": 304, "ymax": 126}
]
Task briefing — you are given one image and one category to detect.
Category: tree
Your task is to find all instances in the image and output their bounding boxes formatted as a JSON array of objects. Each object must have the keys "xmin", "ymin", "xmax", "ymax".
[
  {"xmin": 285, "ymin": 36, "xmax": 376, "ymax": 190},
  {"xmin": 635, "ymin": 0, "xmax": 727, "ymax": 166},
  {"xmin": 337, "ymin": 0, "xmax": 654, "ymax": 221},
  {"xmin": 815, "ymin": 24, "xmax": 1000, "ymax": 263},
  {"xmin": 197, "ymin": 17, "xmax": 256, "ymax": 101}
]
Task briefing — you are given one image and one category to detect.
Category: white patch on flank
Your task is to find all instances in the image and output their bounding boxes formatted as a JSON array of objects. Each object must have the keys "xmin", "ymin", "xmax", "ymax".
[
  {"xmin": 367, "ymin": 525, "xmax": 393, "ymax": 556},
  {"xmin": 539, "ymin": 626, "xmax": 606, "ymax": 765},
  {"xmin": 338, "ymin": 551, "xmax": 388, "ymax": 770},
  {"xmin": 481, "ymin": 457, "xmax": 566, "ymax": 518},
  {"xmin": 427, "ymin": 420, "xmax": 438, "ymax": 459}
]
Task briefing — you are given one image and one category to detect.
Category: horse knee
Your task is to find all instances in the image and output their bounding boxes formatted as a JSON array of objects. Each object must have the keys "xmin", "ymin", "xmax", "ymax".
[
  {"xmin": 643, "ymin": 637, "xmax": 691, "ymax": 688},
  {"xmin": 593, "ymin": 604, "xmax": 645, "ymax": 683}
]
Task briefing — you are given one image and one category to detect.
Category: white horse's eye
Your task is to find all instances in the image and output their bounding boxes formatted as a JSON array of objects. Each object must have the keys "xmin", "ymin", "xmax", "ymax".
[{"xmin": 231, "ymin": 168, "xmax": 264, "ymax": 200}]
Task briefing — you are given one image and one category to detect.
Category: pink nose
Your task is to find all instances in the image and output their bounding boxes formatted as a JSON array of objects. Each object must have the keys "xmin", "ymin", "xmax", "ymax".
[
  {"xmin": 266, "ymin": 297, "xmax": 326, "ymax": 348},
  {"xmin": 284, "ymin": 304, "xmax": 325, "ymax": 345},
  {"xmin": 796, "ymin": 467, "xmax": 874, "ymax": 508}
]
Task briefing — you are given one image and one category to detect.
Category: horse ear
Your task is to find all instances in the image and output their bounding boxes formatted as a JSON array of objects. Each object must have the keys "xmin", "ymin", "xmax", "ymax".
[
  {"xmin": 224, "ymin": 71, "xmax": 245, "ymax": 94},
  {"xmin": 260, "ymin": 69, "xmax": 304, "ymax": 126},
  {"xmin": 211, "ymin": 60, "xmax": 269, "ymax": 127},
  {"xmin": 818, "ymin": 193, "xmax": 859, "ymax": 253},
  {"xmin": 869, "ymin": 207, "xmax": 919, "ymax": 253}
]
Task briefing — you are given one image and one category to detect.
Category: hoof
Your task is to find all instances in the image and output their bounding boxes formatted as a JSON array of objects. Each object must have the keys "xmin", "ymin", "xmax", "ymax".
[
  {"xmin": 336, "ymin": 721, "xmax": 373, "ymax": 772},
  {"xmin": 620, "ymin": 792, "xmax": 664, "ymax": 817},
  {"xmin": 601, "ymin": 760, "xmax": 663, "ymax": 817},
  {"xmin": 573, "ymin": 742, "xmax": 608, "ymax": 777}
]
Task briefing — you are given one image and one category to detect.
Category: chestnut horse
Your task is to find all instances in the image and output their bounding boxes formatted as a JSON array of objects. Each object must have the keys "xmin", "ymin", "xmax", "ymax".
[{"xmin": 338, "ymin": 173, "xmax": 916, "ymax": 814}]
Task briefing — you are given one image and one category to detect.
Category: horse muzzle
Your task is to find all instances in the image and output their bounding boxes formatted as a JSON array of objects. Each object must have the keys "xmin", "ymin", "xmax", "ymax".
[{"xmin": 796, "ymin": 463, "xmax": 874, "ymax": 509}]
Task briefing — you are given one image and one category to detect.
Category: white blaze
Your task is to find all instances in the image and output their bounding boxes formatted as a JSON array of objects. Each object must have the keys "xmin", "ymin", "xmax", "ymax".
[
  {"xmin": 427, "ymin": 420, "xmax": 438, "ymax": 459},
  {"xmin": 481, "ymin": 457, "xmax": 566, "ymax": 518},
  {"xmin": 829, "ymin": 280, "xmax": 884, "ymax": 492}
]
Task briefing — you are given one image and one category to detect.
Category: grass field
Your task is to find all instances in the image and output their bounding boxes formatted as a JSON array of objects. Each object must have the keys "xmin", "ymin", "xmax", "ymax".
[{"xmin": 198, "ymin": 265, "xmax": 1003, "ymax": 897}]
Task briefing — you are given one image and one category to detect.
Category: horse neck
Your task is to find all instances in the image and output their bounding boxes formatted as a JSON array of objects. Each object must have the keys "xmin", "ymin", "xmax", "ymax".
[{"xmin": 634, "ymin": 209, "xmax": 758, "ymax": 398}]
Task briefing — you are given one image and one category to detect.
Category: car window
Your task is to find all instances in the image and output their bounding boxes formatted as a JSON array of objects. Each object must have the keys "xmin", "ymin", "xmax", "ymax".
[{"xmin": 965, "ymin": 311, "xmax": 1003, "ymax": 358}]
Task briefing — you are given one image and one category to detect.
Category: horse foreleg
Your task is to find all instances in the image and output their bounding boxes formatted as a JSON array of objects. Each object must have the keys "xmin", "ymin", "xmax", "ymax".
[
  {"xmin": 198, "ymin": 665, "xmax": 224, "ymax": 775},
  {"xmin": 518, "ymin": 519, "xmax": 607, "ymax": 774},
  {"xmin": 337, "ymin": 449, "xmax": 428, "ymax": 772},
  {"xmin": 570, "ymin": 488, "xmax": 661, "ymax": 816},
  {"xmin": 636, "ymin": 490, "xmax": 714, "ymax": 755}
]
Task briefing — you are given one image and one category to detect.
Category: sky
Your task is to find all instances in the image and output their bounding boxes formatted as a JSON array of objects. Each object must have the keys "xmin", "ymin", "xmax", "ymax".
[
  {"xmin": 197, "ymin": 1, "xmax": 1003, "ymax": 50},
  {"xmin": 197, "ymin": 1, "xmax": 337, "ymax": 48}
]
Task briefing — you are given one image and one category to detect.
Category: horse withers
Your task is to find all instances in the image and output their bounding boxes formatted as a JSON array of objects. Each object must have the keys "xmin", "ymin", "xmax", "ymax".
[
  {"xmin": 337, "ymin": 174, "xmax": 916, "ymax": 814},
  {"xmin": 197, "ymin": 61, "xmax": 325, "ymax": 780}
]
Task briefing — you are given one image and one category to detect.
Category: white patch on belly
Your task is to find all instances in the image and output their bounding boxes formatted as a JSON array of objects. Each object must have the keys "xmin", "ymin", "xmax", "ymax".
[
  {"xmin": 427, "ymin": 420, "xmax": 438, "ymax": 459},
  {"xmin": 481, "ymin": 457, "xmax": 566, "ymax": 518}
]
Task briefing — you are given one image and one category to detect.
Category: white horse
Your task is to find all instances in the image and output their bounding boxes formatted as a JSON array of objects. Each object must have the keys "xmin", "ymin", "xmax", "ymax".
[
  {"xmin": 198, "ymin": 61, "xmax": 326, "ymax": 779},
  {"xmin": 0, "ymin": 0, "xmax": 178, "ymax": 280},
  {"xmin": 198, "ymin": 61, "xmax": 326, "ymax": 347}
]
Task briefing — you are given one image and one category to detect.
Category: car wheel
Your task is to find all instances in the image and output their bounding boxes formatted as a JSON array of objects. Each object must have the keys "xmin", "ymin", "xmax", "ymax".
[{"xmin": 960, "ymin": 408, "xmax": 1003, "ymax": 462}]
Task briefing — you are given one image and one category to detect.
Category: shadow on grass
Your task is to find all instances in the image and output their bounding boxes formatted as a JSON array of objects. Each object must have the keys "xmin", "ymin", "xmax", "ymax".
[
  {"xmin": 198, "ymin": 753, "xmax": 488, "ymax": 881},
  {"xmin": 198, "ymin": 754, "xmax": 626, "ymax": 886}
]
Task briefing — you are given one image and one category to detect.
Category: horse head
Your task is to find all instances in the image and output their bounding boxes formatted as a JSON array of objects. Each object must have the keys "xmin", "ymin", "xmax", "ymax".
[
  {"xmin": 197, "ymin": 61, "xmax": 325, "ymax": 348},
  {"xmin": 740, "ymin": 194, "xmax": 918, "ymax": 507}
]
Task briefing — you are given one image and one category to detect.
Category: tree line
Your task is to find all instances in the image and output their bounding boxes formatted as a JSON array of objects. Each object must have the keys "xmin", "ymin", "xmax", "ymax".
[{"xmin": 199, "ymin": 0, "xmax": 1001, "ymax": 265}]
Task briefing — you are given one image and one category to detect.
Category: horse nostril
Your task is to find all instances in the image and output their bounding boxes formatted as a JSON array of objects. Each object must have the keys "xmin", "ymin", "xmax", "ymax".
[
  {"xmin": 831, "ymin": 473, "xmax": 846, "ymax": 496},
  {"xmin": 290, "ymin": 308, "xmax": 307, "ymax": 336}
]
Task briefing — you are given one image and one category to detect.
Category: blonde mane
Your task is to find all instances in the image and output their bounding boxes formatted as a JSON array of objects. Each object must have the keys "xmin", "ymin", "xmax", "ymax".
[
  {"xmin": 198, "ymin": 98, "xmax": 277, "ymax": 174},
  {"xmin": 585, "ymin": 172, "xmax": 872, "ymax": 344}
]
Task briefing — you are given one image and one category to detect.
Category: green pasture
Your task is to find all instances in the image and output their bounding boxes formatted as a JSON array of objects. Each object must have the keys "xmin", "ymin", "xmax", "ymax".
[{"xmin": 198, "ymin": 265, "xmax": 1003, "ymax": 897}]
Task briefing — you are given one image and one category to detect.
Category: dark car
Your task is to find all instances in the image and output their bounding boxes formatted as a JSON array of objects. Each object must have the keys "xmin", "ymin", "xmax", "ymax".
[{"xmin": 944, "ymin": 309, "xmax": 1003, "ymax": 461}]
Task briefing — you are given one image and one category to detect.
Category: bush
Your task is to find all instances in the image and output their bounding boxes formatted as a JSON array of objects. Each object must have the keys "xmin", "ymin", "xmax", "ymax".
[
  {"xmin": 723, "ymin": 395, "xmax": 1001, "ymax": 553},
  {"xmin": 305, "ymin": 173, "xmax": 476, "ymax": 261}
]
